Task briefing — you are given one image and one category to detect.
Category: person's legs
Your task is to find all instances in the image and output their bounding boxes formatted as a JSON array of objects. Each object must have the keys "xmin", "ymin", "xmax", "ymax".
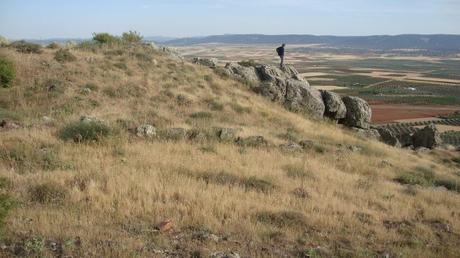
[{"xmin": 280, "ymin": 55, "xmax": 284, "ymax": 68}]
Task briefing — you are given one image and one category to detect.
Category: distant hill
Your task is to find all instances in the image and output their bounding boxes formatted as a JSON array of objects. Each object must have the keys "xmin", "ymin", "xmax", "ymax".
[{"xmin": 165, "ymin": 34, "xmax": 460, "ymax": 51}]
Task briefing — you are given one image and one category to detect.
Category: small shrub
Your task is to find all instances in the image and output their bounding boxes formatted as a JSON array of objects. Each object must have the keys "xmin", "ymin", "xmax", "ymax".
[
  {"xmin": 395, "ymin": 168, "xmax": 435, "ymax": 187},
  {"xmin": 46, "ymin": 42, "xmax": 60, "ymax": 49},
  {"xmin": 255, "ymin": 210, "xmax": 307, "ymax": 228},
  {"xmin": 0, "ymin": 57, "xmax": 15, "ymax": 88},
  {"xmin": 190, "ymin": 112, "xmax": 213, "ymax": 119},
  {"xmin": 230, "ymin": 103, "xmax": 251, "ymax": 114},
  {"xmin": 59, "ymin": 120, "xmax": 111, "ymax": 142},
  {"xmin": 92, "ymin": 32, "xmax": 120, "ymax": 45},
  {"xmin": 122, "ymin": 30, "xmax": 143, "ymax": 44},
  {"xmin": 0, "ymin": 108, "xmax": 21, "ymax": 121},
  {"xmin": 11, "ymin": 40, "xmax": 42, "ymax": 54},
  {"xmin": 176, "ymin": 94, "xmax": 192, "ymax": 106},
  {"xmin": 29, "ymin": 182, "xmax": 68, "ymax": 204},
  {"xmin": 241, "ymin": 177, "xmax": 275, "ymax": 193},
  {"xmin": 0, "ymin": 193, "xmax": 15, "ymax": 238},
  {"xmin": 204, "ymin": 98, "xmax": 224, "ymax": 111},
  {"xmin": 434, "ymin": 178, "xmax": 460, "ymax": 192},
  {"xmin": 283, "ymin": 164, "xmax": 315, "ymax": 180},
  {"xmin": 84, "ymin": 83, "xmax": 98, "ymax": 91},
  {"xmin": 54, "ymin": 49, "xmax": 77, "ymax": 63},
  {"xmin": 0, "ymin": 141, "xmax": 61, "ymax": 172}
]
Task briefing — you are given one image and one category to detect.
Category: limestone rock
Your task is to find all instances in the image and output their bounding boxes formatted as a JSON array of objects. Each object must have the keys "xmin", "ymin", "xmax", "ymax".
[
  {"xmin": 340, "ymin": 96, "xmax": 372, "ymax": 129},
  {"xmin": 236, "ymin": 136, "xmax": 268, "ymax": 147},
  {"xmin": 321, "ymin": 90, "xmax": 347, "ymax": 120},
  {"xmin": 284, "ymin": 79, "xmax": 325, "ymax": 119},
  {"xmin": 224, "ymin": 62, "xmax": 259, "ymax": 84},
  {"xmin": 136, "ymin": 124, "xmax": 156, "ymax": 138},
  {"xmin": 377, "ymin": 128, "xmax": 401, "ymax": 147},
  {"xmin": 412, "ymin": 124, "xmax": 442, "ymax": 149},
  {"xmin": 192, "ymin": 57, "xmax": 218, "ymax": 68}
]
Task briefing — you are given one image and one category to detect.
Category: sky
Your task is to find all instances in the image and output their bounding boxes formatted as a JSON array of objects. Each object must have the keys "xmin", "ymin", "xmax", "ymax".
[{"xmin": 1, "ymin": 0, "xmax": 459, "ymax": 39}]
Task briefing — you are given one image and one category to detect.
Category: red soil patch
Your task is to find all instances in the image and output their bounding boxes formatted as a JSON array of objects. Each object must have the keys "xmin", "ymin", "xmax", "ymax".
[{"xmin": 371, "ymin": 104, "xmax": 460, "ymax": 124}]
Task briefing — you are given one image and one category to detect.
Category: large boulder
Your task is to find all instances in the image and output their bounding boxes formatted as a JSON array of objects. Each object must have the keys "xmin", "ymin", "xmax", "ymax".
[
  {"xmin": 377, "ymin": 127, "xmax": 401, "ymax": 147},
  {"xmin": 255, "ymin": 65, "xmax": 300, "ymax": 82},
  {"xmin": 340, "ymin": 96, "xmax": 372, "ymax": 129},
  {"xmin": 398, "ymin": 132, "xmax": 414, "ymax": 147},
  {"xmin": 255, "ymin": 79, "xmax": 286, "ymax": 102},
  {"xmin": 224, "ymin": 63, "xmax": 259, "ymax": 84},
  {"xmin": 412, "ymin": 124, "xmax": 442, "ymax": 149},
  {"xmin": 192, "ymin": 57, "xmax": 218, "ymax": 68},
  {"xmin": 320, "ymin": 90, "xmax": 347, "ymax": 121},
  {"xmin": 284, "ymin": 79, "xmax": 325, "ymax": 119}
]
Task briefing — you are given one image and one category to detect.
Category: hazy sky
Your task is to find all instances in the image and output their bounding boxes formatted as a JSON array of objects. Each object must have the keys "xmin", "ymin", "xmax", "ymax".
[{"xmin": 1, "ymin": 0, "xmax": 459, "ymax": 39}]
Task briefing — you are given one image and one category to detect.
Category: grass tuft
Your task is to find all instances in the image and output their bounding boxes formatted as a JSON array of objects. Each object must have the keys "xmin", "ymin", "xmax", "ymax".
[{"xmin": 59, "ymin": 120, "xmax": 111, "ymax": 142}]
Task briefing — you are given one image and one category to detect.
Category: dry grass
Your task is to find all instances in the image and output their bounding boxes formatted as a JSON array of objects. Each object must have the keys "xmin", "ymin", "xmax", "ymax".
[{"xmin": 0, "ymin": 45, "xmax": 460, "ymax": 257}]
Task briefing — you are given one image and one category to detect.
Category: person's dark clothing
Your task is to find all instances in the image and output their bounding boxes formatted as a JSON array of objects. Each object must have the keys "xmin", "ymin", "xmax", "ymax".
[{"xmin": 276, "ymin": 46, "xmax": 285, "ymax": 57}]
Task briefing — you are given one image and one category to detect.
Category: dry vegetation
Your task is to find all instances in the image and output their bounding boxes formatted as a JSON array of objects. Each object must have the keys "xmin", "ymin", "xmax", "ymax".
[{"xmin": 0, "ymin": 41, "xmax": 460, "ymax": 257}]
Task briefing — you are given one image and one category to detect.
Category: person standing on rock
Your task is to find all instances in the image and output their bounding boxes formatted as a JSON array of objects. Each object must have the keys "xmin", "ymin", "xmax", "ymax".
[{"xmin": 276, "ymin": 43, "xmax": 286, "ymax": 68}]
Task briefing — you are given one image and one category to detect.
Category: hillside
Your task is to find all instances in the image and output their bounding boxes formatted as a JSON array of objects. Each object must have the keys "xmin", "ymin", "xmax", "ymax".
[
  {"xmin": 165, "ymin": 34, "xmax": 460, "ymax": 52},
  {"xmin": 1, "ymin": 41, "xmax": 460, "ymax": 257}
]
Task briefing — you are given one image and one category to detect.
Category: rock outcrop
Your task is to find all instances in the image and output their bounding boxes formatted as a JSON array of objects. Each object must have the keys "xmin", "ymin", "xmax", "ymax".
[
  {"xmin": 340, "ymin": 96, "xmax": 372, "ymax": 129},
  {"xmin": 412, "ymin": 124, "xmax": 442, "ymax": 149},
  {"xmin": 192, "ymin": 57, "xmax": 218, "ymax": 68},
  {"xmin": 284, "ymin": 79, "xmax": 325, "ymax": 119},
  {"xmin": 224, "ymin": 63, "xmax": 259, "ymax": 84},
  {"xmin": 320, "ymin": 90, "xmax": 347, "ymax": 121},
  {"xmin": 377, "ymin": 128, "xmax": 401, "ymax": 147}
]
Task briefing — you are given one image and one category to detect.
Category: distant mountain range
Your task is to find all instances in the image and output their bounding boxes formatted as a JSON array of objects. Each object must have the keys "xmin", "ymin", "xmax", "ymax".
[{"xmin": 164, "ymin": 34, "xmax": 460, "ymax": 51}]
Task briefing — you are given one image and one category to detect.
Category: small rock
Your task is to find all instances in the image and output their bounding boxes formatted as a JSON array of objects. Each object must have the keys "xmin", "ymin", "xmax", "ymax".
[
  {"xmin": 42, "ymin": 116, "xmax": 54, "ymax": 125},
  {"xmin": 163, "ymin": 128, "xmax": 187, "ymax": 140},
  {"xmin": 211, "ymin": 251, "xmax": 240, "ymax": 258},
  {"xmin": 192, "ymin": 57, "xmax": 218, "ymax": 68},
  {"xmin": 235, "ymin": 136, "xmax": 268, "ymax": 147},
  {"xmin": 415, "ymin": 147, "xmax": 430, "ymax": 154},
  {"xmin": 299, "ymin": 140, "xmax": 315, "ymax": 149},
  {"xmin": 80, "ymin": 115, "xmax": 100, "ymax": 123},
  {"xmin": 0, "ymin": 120, "xmax": 21, "ymax": 130},
  {"xmin": 136, "ymin": 124, "xmax": 156, "ymax": 138},
  {"xmin": 217, "ymin": 128, "xmax": 237, "ymax": 141},
  {"xmin": 155, "ymin": 219, "xmax": 173, "ymax": 232},
  {"xmin": 279, "ymin": 142, "xmax": 303, "ymax": 152},
  {"xmin": 187, "ymin": 129, "xmax": 207, "ymax": 141},
  {"xmin": 81, "ymin": 87, "xmax": 92, "ymax": 94},
  {"xmin": 192, "ymin": 230, "xmax": 220, "ymax": 242}
]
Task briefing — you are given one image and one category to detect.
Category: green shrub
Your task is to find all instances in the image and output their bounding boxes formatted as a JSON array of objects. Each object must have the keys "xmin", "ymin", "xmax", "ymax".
[
  {"xmin": 0, "ymin": 193, "xmax": 15, "ymax": 238},
  {"xmin": 54, "ymin": 49, "xmax": 77, "ymax": 63},
  {"xmin": 122, "ymin": 30, "xmax": 143, "ymax": 44},
  {"xmin": 0, "ymin": 141, "xmax": 61, "ymax": 172},
  {"xmin": 59, "ymin": 120, "xmax": 111, "ymax": 142},
  {"xmin": 0, "ymin": 57, "xmax": 15, "ymax": 88},
  {"xmin": 395, "ymin": 169, "xmax": 435, "ymax": 187},
  {"xmin": 92, "ymin": 33, "xmax": 120, "ymax": 45},
  {"xmin": 29, "ymin": 182, "xmax": 68, "ymax": 204},
  {"xmin": 46, "ymin": 42, "xmax": 60, "ymax": 49},
  {"xmin": 10, "ymin": 40, "xmax": 42, "ymax": 54},
  {"xmin": 254, "ymin": 210, "xmax": 307, "ymax": 228}
]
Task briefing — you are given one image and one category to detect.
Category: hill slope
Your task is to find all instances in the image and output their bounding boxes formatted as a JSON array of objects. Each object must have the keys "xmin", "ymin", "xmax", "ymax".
[{"xmin": 1, "ymin": 44, "xmax": 460, "ymax": 257}]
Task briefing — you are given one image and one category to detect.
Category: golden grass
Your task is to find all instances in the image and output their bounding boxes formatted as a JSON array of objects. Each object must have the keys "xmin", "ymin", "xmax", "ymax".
[{"xmin": 1, "ymin": 45, "xmax": 460, "ymax": 257}]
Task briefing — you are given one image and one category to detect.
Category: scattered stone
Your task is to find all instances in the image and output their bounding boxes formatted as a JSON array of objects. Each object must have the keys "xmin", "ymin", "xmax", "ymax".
[
  {"xmin": 42, "ymin": 116, "xmax": 54, "ymax": 126},
  {"xmin": 415, "ymin": 147, "xmax": 430, "ymax": 154},
  {"xmin": 321, "ymin": 90, "xmax": 347, "ymax": 120},
  {"xmin": 217, "ymin": 128, "xmax": 237, "ymax": 141},
  {"xmin": 192, "ymin": 57, "xmax": 218, "ymax": 68},
  {"xmin": 136, "ymin": 124, "xmax": 156, "ymax": 138},
  {"xmin": 235, "ymin": 136, "xmax": 268, "ymax": 147},
  {"xmin": 279, "ymin": 142, "xmax": 303, "ymax": 152},
  {"xmin": 377, "ymin": 127, "xmax": 401, "ymax": 147},
  {"xmin": 0, "ymin": 120, "xmax": 21, "ymax": 130},
  {"xmin": 80, "ymin": 115, "xmax": 100, "ymax": 124},
  {"xmin": 299, "ymin": 140, "xmax": 315, "ymax": 149},
  {"xmin": 81, "ymin": 87, "xmax": 92, "ymax": 94},
  {"xmin": 192, "ymin": 230, "xmax": 220, "ymax": 242},
  {"xmin": 155, "ymin": 219, "xmax": 173, "ymax": 232},
  {"xmin": 340, "ymin": 96, "xmax": 372, "ymax": 129},
  {"xmin": 211, "ymin": 251, "xmax": 240, "ymax": 258},
  {"xmin": 412, "ymin": 124, "xmax": 442, "ymax": 149},
  {"xmin": 187, "ymin": 129, "xmax": 207, "ymax": 141},
  {"xmin": 163, "ymin": 128, "xmax": 187, "ymax": 140}
]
